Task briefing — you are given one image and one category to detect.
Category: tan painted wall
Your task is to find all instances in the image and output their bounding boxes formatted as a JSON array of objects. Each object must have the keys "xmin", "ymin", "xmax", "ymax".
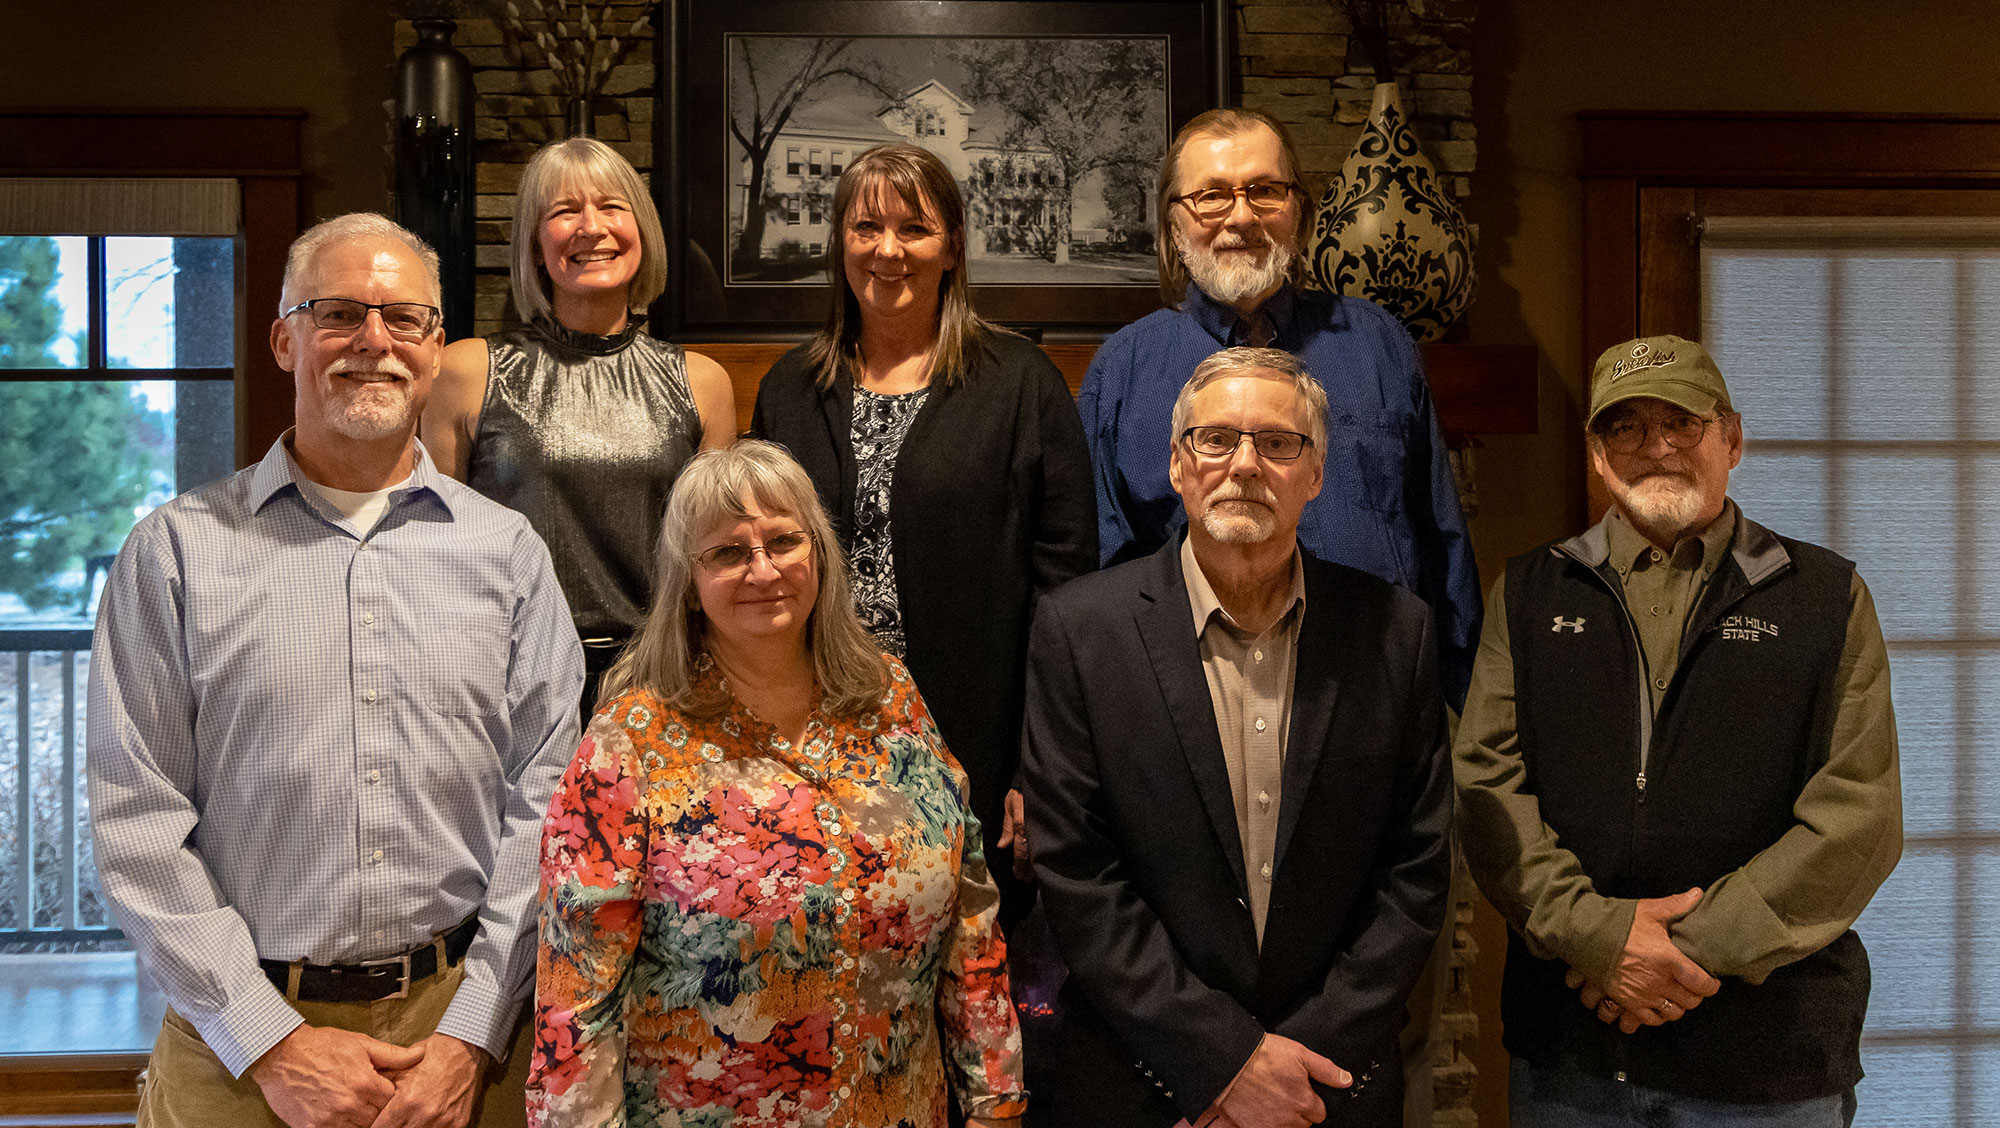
[
  {"xmin": 1462, "ymin": 0, "xmax": 2000, "ymax": 579},
  {"xmin": 1458, "ymin": 3, "xmax": 2000, "ymax": 1122},
  {"xmin": 1, "ymin": 0, "xmax": 395, "ymax": 220}
]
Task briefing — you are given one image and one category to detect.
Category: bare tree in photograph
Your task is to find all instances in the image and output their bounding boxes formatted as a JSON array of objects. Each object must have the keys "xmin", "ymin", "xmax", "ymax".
[
  {"xmin": 729, "ymin": 38, "xmax": 893, "ymax": 268},
  {"xmin": 951, "ymin": 39, "xmax": 1165, "ymax": 265}
]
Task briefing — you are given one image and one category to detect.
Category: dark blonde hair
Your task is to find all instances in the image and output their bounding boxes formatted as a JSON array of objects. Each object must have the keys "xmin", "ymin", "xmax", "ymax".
[
  {"xmin": 804, "ymin": 143, "xmax": 996, "ymax": 390},
  {"xmin": 1156, "ymin": 108, "xmax": 1310, "ymax": 307},
  {"xmin": 510, "ymin": 137, "xmax": 668, "ymax": 323},
  {"xmin": 597, "ymin": 440, "xmax": 887, "ymax": 717}
]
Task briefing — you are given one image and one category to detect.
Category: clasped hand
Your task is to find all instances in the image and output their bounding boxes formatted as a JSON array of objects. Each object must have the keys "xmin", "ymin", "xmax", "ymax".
[
  {"xmin": 1565, "ymin": 887, "xmax": 1721, "ymax": 1034},
  {"xmin": 1187, "ymin": 1033, "xmax": 1351, "ymax": 1128},
  {"xmin": 250, "ymin": 1024, "xmax": 489, "ymax": 1128}
]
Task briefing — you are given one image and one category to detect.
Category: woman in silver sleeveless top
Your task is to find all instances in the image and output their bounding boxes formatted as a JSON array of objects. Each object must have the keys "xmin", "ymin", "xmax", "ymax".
[{"xmin": 422, "ymin": 138, "xmax": 735, "ymax": 714}]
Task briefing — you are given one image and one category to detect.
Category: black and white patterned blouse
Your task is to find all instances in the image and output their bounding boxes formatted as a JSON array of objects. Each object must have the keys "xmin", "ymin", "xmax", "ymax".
[{"xmin": 848, "ymin": 384, "xmax": 931, "ymax": 659}]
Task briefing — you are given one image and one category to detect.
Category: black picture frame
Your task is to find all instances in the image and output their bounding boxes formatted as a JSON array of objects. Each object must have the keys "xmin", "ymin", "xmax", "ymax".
[{"xmin": 656, "ymin": 0, "xmax": 1230, "ymax": 338}]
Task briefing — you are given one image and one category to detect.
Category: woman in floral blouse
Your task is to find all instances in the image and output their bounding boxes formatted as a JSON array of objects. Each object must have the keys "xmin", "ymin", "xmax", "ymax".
[{"xmin": 528, "ymin": 439, "xmax": 1027, "ymax": 1127}]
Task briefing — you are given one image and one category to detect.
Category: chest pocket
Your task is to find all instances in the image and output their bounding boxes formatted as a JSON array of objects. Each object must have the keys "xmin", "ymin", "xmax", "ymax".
[
  {"xmin": 421, "ymin": 605, "xmax": 510, "ymax": 717},
  {"xmin": 1323, "ymin": 409, "xmax": 1411, "ymax": 516}
]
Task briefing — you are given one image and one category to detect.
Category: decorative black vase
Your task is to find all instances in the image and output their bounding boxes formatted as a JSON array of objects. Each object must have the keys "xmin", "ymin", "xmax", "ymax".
[
  {"xmin": 564, "ymin": 96, "xmax": 597, "ymax": 139},
  {"xmin": 394, "ymin": 18, "xmax": 476, "ymax": 341}
]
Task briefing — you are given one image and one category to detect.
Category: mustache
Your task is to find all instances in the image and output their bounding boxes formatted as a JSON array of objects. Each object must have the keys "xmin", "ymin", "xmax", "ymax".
[
  {"xmin": 1211, "ymin": 230, "xmax": 1272, "ymax": 251},
  {"xmin": 1208, "ymin": 480, "xmax": 1276, "ymax": 507},
  {"xmin": 324, "ymin": 355, "xmax": 415, "ymax": 381}
]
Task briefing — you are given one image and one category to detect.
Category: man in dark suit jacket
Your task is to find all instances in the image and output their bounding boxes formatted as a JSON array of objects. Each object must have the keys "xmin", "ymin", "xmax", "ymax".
[{"xmin": 1022, "ymin": 346, "xmax": 1453, "ymax": 1128}]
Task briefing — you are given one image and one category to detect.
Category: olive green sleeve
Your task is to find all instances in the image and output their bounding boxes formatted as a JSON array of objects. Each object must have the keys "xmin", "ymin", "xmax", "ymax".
[
  {"xmin": 1452, "ymin": 574, "xmax": 1637, "ymax": 988},
  {"xmin": 1670, "ymin": 573, "xmax": 1903, "ymax": 984}
]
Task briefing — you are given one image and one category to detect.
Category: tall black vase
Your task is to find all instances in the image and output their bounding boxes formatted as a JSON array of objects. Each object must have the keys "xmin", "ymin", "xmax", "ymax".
[{"xmin": 395, "ymin": 18, "xmax": 476, "ymax": 341}]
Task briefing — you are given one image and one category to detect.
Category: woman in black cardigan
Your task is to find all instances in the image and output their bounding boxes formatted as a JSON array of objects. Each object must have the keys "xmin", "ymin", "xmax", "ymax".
[{"xmin": 752, "ymin": 143, "xmax": 1095, "ymax": 920}]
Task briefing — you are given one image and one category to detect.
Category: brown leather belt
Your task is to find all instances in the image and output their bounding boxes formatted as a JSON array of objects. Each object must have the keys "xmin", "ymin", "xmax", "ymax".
[{"xmin": 261, "ymin": 916, "xmax": 479, "ymax": 1003}]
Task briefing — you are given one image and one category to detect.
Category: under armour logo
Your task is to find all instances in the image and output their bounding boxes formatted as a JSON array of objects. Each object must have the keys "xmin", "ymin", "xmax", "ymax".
[{"xmin": 1551, "ymin": 616, "xmax": 1587, "ymax": 633}]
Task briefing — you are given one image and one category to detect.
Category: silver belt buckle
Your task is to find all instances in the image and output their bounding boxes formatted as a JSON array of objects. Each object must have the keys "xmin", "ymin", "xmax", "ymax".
[{"xmin": 359, "ymin": 951, "xmax": 413, "ymax": 999}]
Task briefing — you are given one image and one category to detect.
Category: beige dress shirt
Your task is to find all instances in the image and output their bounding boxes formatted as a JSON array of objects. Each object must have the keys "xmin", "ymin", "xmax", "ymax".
[{"xmin": 1181, "ymin": 537, "xmax": 1306, "ymax": 945}]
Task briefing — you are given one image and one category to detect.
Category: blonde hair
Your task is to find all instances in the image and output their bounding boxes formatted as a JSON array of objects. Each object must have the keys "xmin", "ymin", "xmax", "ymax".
[
  {"xmin": 1155, "ymin": 108, "xmax": 1309, "ymax": 308},
  {"xmin": 804, "ymin": 143, "xmax": 998, "ymax": 390},
  {"xmin": 1169, "ymin": 346, "xmax": 1328, "ymax": 461},
  {"xmin": 281, "ymin": 213, "xmax": 439, "ymax": 311},
  {"xmin": 597, "ymin": 440, "xmax": 888, "ymax": 717},
  {"xmin": 509, "ymin": 137, "xmax": 668, "ymax": 324}
]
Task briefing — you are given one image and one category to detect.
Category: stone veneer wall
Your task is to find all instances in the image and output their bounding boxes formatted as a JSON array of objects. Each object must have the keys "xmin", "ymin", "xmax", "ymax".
[{"xmin": 393, "ymin": 3, "xmax": 1480, "ymax": 1123}]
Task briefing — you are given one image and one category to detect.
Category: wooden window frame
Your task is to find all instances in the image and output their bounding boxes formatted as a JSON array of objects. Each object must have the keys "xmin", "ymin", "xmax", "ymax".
[
  {"xmin": 1579, "ymin": 110, "xmax": 2000, "ymax": 513},
  {"xmin": 0, "ymin": 107, "xmax": 304, "ymax": 1122},
  {"xmin": 0, "ymin": 108, "xmax": 307, "ymax": 469}
]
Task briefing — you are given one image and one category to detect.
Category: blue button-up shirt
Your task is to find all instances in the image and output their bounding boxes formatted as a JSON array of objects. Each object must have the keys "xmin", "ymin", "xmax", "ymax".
[
  {"xmin": 1077, "ymin": 284, "xmax": 1481, "ymax": 706},
  {"xmin": 87, "ymin": 436, "xmax": 584, "ymax": 1075}
]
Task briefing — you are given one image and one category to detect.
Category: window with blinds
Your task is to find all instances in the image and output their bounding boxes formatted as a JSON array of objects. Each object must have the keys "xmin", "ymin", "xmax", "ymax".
[{"xmin": 1702, "ymin": 216, "xmax": 2000, "ymax": 1127}]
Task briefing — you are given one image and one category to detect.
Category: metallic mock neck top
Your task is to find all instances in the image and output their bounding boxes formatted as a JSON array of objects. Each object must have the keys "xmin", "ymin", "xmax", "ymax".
[{"xmin": 467, "ymin": 317, "xmax": 703, "ymax": 638}]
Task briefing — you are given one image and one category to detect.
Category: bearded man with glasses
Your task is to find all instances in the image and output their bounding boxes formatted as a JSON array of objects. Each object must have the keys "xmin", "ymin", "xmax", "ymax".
[
  {"xmin": 1455, "ymin": 335, "xmax": 1902, "ymax": 1128},
  {"xmin": 1075, "ymin": 107, "xmax": 1479, "ymax": 716},
  {"xmin": 1024, "ymin": 348, "xmax": 1453, "ymax": 1128},
  {"xmin": 89, "ymin": 213, "xmax": 583, "ymax": 1128}
]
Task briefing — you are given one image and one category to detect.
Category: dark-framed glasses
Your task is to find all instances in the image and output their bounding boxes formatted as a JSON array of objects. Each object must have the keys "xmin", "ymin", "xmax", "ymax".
[
  {"xmin": 1182, "ymin": 425, "xmax": 1313, "ymax": 461},
  {"xmin": 693, "ymin": 530, "xmax": 813, "ymax": 578},
  {"xmin": 282, "ymin": 298, "xmax": 441, "ymax": 339},
  {"xmin": 1595, "ymin": 412, "xmax": 1729, "ymax": 455},
  {"xmin": 1174, "ymin": 181, "xmax": 1298, "ymax": 220}
]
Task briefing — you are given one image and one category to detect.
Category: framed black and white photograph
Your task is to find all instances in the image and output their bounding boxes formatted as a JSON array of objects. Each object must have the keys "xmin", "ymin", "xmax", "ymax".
[{"xmin": 659, "ymin": 0, "xmax": 1229, "ymax": 335}]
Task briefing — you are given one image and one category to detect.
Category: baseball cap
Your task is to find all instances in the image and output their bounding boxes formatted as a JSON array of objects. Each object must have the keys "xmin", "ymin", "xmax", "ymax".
[{"xmin": 1587, "ymin": 335, "xmax": 1733, "ymax": 431}]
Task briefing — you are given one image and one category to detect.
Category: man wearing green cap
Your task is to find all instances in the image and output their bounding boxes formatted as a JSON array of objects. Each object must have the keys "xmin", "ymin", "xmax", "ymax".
[{"xmin": 1454, "ymin": 335, "xmax": 1902, "ymax": 1126}]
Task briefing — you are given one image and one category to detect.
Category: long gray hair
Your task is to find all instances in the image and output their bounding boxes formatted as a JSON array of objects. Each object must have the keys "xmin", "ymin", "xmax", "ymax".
[{"xmin": 596, "ymin": 440, "xmax": 887, "ymax": 716}]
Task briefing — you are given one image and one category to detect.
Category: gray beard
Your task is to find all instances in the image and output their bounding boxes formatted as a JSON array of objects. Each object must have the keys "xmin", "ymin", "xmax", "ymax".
[
  {"xmin": 1613, "ymin": 475, "xmax": 1709, "ymax": 539},
  {"xmin": 1177, "ymin": 225, "xmax": 1294, "ymax": 307}
]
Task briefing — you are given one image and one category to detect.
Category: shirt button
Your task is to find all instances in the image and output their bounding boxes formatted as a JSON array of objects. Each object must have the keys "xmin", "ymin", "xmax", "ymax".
[
  {"xmin": 1650, "ymin": 605, "xmax": 1660, "ymax": 616},
  {"xmin": 373, "ymin": 929, "xmax": 385, "ymax": 941},
  {"xmin": 838, "ymin": 1086, "xmax": 851, "ymax": 1098},
  {"xmin": 1253, "ymin": 649, "xmax": 1264, "ymax": 662},
  {"xmin": 367, "ymin": 769, "xmax": 381, "ymax": 784},
  {"xmin": 363, "ymin": 611, "xmax": 375, "ymax": 626},
  {"xmin": 370, "ymin": 848, "xmax": 384, "ymax": 864},
  {"xmin": 358, "ymin": 542, "xmax": 369, "ymax": 552},
  {"xmin": 842, "ymin": 956, "xmax": 855, "ymax": 969},
  {"xmin": 1650, "ymin": 550, "xmax": 1663, "ymax": 563},
  {"xmin": 1615, "ymin": 1071, "xmax": 1629, "ymax": 1083},
  {"xmin": 1254, "ymin": 717, "xmax": 1267, "ymax": 733},
  {"xmin": 363, "ymin": 688, "xmax": 377, "ymax": 703},
  {"xmin": 1654, "ymin": 677, "xmax": 1668, "ymax": 690},
  {"xmin": 1258, "ymin": 790, "xmax": 1270, "ymax": 808},
  {"xmin": 839, "ymin": 1023, "xmax": 852, "ymax": 1036},
  {"xmin": 1260, "ymin": 862, "xmax": 1272, "ymax": 879}
]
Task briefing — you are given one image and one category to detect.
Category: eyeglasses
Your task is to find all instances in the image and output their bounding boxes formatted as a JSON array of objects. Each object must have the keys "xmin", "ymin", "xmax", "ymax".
[
  {"xmin": 1594, "ymin": 412, "xmax": 1729, "ymax": 454},
  {"xmin": 692, "ymin": 530, "xmax": 813, "ymax": 578},
  {"xmin": 1182, "ymin": 426, "xmax": 1313, "ymax": 461},
  {"xmin": 282, "ymin": 298, "xmax": 441, "ymax": 339},
  {"xmin": 1173, "ymin": 181, "xmax": 1299, "ymax": 220}
]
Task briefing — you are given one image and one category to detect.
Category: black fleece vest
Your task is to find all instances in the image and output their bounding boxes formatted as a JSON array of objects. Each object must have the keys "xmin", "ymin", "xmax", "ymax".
[{"xmin": 1499, "ymin": 525, "xmax": 1869, "ymax": 1103}]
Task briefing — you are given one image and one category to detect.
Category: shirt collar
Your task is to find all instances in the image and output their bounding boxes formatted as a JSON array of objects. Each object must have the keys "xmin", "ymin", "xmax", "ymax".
[
  {"xmin": 249, "ymin": 431, "xmax": 456, "ymax": 518},
  {"xmin": 1181, "ymin": 533, "xmax": 1307, "ymax": 637},
  {"xmin": 1604, "ymin": 498, "xmax": 1738, "ymax": 578},
  {"xmin": 1185, "ymin": 280, "xmax": 1299, "ymax": 346}
]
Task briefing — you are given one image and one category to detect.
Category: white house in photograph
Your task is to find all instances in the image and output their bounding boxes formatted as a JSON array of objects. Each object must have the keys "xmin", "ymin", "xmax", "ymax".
[{"xmin": 737, "ymin": 79, "xmax": 1135, "ymax": 265}]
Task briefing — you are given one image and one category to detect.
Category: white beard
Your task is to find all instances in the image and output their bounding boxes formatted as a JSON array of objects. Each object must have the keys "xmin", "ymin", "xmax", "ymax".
[
  {"xmin": 1610, "ymin": 471, "xmax": 1709, "ymax": 539},
  {"xmin": 1199, "ymin": 480, "xmax": 1279, "ymax": 544},
  {"xmin": 1177, "ymin": 223, "xmax": 1294, "ymax": 308},
  {"xmin": 320, "ymin": 356, "xmax": 416, "ymax": 441}
]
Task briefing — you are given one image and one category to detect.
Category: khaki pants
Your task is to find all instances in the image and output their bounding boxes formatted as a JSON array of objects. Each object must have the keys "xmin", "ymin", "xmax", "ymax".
[{"xmin": 137, "ymin": 959, "xmax": 533, "ymax": 1128}]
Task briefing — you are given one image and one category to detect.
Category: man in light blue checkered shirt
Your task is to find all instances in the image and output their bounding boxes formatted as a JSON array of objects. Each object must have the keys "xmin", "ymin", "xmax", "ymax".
[{"xmin": 88, "ymin": 213, "xmax": 583, "ymax": 1128}]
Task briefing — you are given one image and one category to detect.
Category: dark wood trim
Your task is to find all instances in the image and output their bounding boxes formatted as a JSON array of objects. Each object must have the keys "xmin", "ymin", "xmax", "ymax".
[
  {"xmin": 0, "ymin": 110, "xmax": 307, "ymax": 469},
  {"xmin": 694, "ymin": 339, "xmax": 1538, "ymax": 439},
  {"xmin": 0, "ymin": 1054, "xmax": 144, "ymax": 1121},
  {"xmin": 1578, "ymin": 111, "xmax": 2000, "ymax": 520},
  {"xmin": 1581, "ymin": 111, "xmax": 2000, "ymax": 186}
]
